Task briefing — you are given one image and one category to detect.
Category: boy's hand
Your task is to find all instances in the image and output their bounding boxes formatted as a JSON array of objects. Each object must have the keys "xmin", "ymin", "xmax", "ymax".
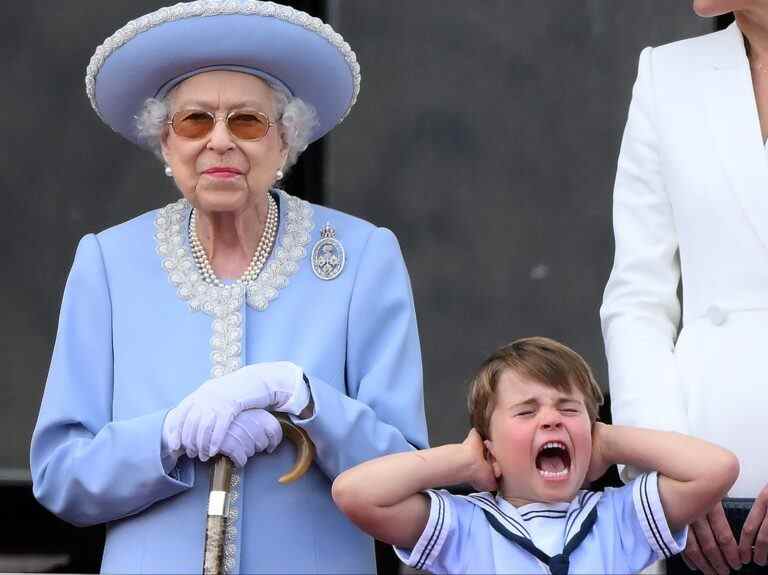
[
  {"xmin": 462, "ymin": 429, "xmax": 497, "ymax": 492},
  {"xmin": 586, "ymin": 422, "xmax": 612, "ymax": 482}
]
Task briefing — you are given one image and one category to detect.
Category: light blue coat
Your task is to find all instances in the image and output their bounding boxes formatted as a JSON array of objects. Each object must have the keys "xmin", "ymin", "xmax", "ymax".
[{"xmin": 31, "ymin": 191, "xmax": 428, "ymax": 574}]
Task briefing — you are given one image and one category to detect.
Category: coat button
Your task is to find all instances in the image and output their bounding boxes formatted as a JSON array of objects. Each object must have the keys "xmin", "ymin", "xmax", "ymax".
[{"xmin": 706, "ymin": 305, "xmax": 727, "ymax": 326}]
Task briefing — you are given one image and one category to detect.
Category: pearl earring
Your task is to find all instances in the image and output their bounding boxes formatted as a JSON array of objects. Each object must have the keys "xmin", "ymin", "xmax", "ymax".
[
  {"xmin": 164, "ymin": 165, "xmax": 173, "ymax": 177},
  {"xmin": 275, "ymin": 169, "xmax": 284, "ymax": 181}
]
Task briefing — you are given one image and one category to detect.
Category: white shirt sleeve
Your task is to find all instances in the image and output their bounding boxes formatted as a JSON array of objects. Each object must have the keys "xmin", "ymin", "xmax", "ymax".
[
  {"xmin": 393, "ymin": 489, "xmax": 478, "ymax": 574},
  {"xmin": 604, "ymin": 471, "xmax": 687, "ymax": 570}
]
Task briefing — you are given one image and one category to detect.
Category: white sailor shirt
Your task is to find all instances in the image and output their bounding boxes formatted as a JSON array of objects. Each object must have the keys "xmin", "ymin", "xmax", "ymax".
[{"xmin": 395, "ymin": 472, "xmax": 686, "ymax": 574}]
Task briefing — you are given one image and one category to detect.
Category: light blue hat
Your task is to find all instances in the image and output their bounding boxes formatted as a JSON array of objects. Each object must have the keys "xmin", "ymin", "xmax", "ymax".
[{"xmin": 85, "ymin": 0, "xmax": 361, "ymax": 146}]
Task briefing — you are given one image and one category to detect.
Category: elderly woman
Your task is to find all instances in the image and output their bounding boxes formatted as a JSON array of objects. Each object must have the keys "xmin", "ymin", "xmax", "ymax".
[
  {"xmin": 601, "ymin": 1, "xmax": 768, "ymax": 574},
  {"xmin": 29, "ymin": 2, "xmax": 427, "ymax": 574}
]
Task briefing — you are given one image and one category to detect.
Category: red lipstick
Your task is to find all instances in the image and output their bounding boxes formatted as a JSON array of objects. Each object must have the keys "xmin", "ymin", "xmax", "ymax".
[{"xmin": 203, "ymin": 166, "xmax": 243, "ymax": 178}]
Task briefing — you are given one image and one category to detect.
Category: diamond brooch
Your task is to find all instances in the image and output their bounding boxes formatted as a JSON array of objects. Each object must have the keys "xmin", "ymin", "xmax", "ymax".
[{"xmin": 311, "ymin": 222, "xmax": 345, "ymax": 280}]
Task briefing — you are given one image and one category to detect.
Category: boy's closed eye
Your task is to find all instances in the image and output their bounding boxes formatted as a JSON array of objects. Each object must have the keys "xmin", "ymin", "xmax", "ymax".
[
  {"xmin": 512, "ymin": 401, "xmax": 583, "ymax": 417},
  {"xmin": 559, "ymin": 404, "xmax": 583, "ymax": 415}
]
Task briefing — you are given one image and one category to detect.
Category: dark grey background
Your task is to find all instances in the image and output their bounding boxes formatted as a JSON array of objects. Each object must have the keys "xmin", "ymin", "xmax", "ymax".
[
  {"xmin": 1, "ymin": 2, "xmax": 713, "ymax": 481},
  {"xmin": 327, "ymin": 2, "xmax": 711, "ymax": 447}
]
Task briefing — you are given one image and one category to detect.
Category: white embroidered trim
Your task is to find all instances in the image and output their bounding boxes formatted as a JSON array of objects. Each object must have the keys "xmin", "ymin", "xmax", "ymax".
[
  {"xmin": 154, "ymin": 190, "xmax": 313, "ymax": 322},
  {"xmin": 85, "ymin": 0, "xmax": 360, "ymax": 120},
  {"xmin": 246, "ymin": 192, "xmax": 313, "ymax": 310},
  {"xmin": 154, "ymin": 189, "xmax": 313, "ymax": 574},
  {"xmin": 224, "ymin": 472, "xmax": 241, "ymax": 573}
]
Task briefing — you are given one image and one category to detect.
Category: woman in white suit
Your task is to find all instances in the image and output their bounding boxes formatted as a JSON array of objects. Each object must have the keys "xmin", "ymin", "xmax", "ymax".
[{"xmin": 601, "ymin": 2, "xmax": 768, "ymax": 573}]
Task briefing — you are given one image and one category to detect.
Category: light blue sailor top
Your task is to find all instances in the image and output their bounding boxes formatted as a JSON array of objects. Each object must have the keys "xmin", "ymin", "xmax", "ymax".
[
  {"xmin": 396, "ymin": 472, "xmax": 687, "ymax": 574},
  {"xmin": 30, "ymin": 191, "xmax": 428, "ymax": 574}
]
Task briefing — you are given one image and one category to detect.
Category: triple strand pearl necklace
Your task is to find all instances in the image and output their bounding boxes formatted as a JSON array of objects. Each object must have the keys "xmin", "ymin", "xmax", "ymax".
[{"xmin": 189, "ymin": 194, "xmax": 279, "ymax": 287}]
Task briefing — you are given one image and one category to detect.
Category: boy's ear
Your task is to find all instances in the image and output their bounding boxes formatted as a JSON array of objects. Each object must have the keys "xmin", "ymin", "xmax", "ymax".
[{"xmin": 484, "ymin": 439, "xmax": 503, "ymax": 479}]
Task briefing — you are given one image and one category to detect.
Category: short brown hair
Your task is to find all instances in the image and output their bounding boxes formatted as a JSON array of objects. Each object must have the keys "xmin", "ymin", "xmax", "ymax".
[{"xmin": 468, "ymin": 337, "xmax": 604, "ymax": 439}]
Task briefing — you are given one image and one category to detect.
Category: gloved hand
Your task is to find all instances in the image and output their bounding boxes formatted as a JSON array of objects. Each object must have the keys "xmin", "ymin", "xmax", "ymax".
[
  {"xmin": 164, "ymin": 361, "xmax": 309, "ymax": 459},
  {"xmin": 161, "ymin": 408, "xmax": 283, "ymax": 466},
  {"xmin": 218, "ymin": 409, "xmax": 283, "ymax": 467}
]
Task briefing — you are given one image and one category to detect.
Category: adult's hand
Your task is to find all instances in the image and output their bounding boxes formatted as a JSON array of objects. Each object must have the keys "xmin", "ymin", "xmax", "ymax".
[
  {"xmin": 217, "ymin": 409, "xmax": 283, "ymax": 467},
  {"xmin": 164, "ymin": 388, "xmax": 238, "ymax": 460},
  {"xmin": 682, "ymin": 501, "xmax": 740, "ymax": 575},
  {"xmin": 164, "ymin": 362, "xmax": 309, "ymax": 459},
  {"xmin": 739, "ymin": 483, "xmax": 768, "ymax": 566},
  {"xmin": 217, "ymin": 361, "xmax": 309, "ymax": 414}
]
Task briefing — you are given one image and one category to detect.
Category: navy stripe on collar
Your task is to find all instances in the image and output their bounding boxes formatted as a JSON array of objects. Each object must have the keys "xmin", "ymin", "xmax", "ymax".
[
  {"xmin": 564, "ymin": 491, "xmax": 600, "ymax": 543},
  {"xmin": 521, "ymin": 510, "xmax": 569, "ymax": 519},
  {"xmin": 466, "ymin": 493, "xmax": 531, "ymax": 539}
]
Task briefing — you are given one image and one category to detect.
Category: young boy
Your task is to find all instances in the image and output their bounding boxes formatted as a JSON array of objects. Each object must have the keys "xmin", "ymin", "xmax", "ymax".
[{"xmin": 332, "ymin": 337, "xmax": 739, "ymax": 574}]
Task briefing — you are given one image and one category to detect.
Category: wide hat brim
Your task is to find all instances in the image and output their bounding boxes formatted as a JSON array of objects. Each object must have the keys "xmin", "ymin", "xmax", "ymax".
[{"xmin": 86, "ymin": 1, "xmax": 361, "ymax": 146}]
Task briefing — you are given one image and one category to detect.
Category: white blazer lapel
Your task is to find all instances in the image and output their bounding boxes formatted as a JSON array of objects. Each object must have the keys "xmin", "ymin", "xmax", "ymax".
[{"xmin": 703, "ymin": 22, "xmax": 768, "ymax": 252}]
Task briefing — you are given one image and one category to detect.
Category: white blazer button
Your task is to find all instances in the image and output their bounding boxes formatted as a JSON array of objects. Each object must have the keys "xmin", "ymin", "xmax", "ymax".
[{"xmin": 706, "ymin": 305, "xmax": 727, "ymax": 326}]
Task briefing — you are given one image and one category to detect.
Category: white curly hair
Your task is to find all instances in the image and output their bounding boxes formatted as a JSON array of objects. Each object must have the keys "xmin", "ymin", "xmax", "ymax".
[{"xmin": 135, "ymin": 79, "xmax": 319, "ymax": 173}]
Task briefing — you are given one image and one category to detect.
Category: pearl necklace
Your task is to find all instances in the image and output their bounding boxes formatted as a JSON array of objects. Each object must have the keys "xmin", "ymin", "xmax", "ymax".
[{"xmin": 189, "ymin": 194, "xmax": 278, "ymax": 287}]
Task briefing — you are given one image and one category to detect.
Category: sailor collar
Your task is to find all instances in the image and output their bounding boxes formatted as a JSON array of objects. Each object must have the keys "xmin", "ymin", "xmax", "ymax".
[{"xmin": 463, "ymin": 490, "xmax": 603, "ymax": 553}]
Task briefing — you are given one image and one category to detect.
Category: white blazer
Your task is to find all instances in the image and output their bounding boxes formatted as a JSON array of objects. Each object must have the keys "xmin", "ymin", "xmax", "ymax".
[{"xmin": 601, "ymin": 22, "xmax": 768, "ymax": 497}]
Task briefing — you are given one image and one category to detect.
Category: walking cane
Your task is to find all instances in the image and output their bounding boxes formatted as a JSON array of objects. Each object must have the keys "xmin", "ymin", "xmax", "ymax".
[{"xmin": 202, "ymin": 414, "xmax": 315, "ymax": 574}]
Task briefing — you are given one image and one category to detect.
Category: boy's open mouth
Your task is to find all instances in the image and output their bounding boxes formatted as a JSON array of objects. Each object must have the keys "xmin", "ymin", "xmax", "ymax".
[{"xmin": 535, "ymin": 441, "xmax": 571, "ymax": 479}]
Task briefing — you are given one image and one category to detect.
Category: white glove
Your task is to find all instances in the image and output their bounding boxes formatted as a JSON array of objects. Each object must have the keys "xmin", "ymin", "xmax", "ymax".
[
  {"xmin": 163, "ymin": 361, "xmax": 309, "ymax": 459},
  {"xmin": 161, "ymin": 408, "xmax": 283, "ymax": 467},
  {"xmin": 218, "ymin": 409, "xmax": 283, "ymax": 467}
]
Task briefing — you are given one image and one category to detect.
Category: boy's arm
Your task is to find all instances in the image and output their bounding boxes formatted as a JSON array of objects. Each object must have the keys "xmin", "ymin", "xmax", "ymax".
[
  {"xmin": 332, "ymin": 429, "xmax": 496, "ymax": 549},
  {"xmin": 590, "ymin": 423, "xmax": 739, "ymax": 532}
]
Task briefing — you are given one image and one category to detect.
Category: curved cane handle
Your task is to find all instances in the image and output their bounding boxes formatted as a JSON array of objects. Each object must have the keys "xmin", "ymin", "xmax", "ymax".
[{"xmin": 274, "ymin": 414, "xmax": 315, "ymax": 483}]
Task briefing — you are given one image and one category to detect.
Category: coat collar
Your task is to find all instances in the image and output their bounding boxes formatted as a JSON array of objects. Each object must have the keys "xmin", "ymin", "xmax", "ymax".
[
  {"xmin": 707, "ymin": 21, "xmax": 747, "ymax": 70},
  {"xmin": 702, "ymin": 21, "xmax": 768, "ymax": 251},
  {"xmin": 154, "ymin": 189, "xmax": 314, "ymax": 321}
]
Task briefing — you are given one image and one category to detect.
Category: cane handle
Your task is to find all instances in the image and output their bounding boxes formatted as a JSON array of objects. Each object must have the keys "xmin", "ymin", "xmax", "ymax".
[{"xmin": 275, "ymin": 414, "xmax": 315, "ymax": 483}]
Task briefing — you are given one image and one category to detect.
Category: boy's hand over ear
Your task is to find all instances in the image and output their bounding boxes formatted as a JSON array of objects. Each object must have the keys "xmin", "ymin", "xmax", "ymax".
[
  {"xmin": 586, "ymin": 422, "xmax": 612, "ymax": 482},
  {"xmin": 463, "ymin": 429, "xmax": 497, "ymax": 492}
]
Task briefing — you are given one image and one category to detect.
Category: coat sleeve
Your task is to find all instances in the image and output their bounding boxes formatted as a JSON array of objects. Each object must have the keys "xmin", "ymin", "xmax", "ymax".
[
  {"xmin": 30, "ymin": 234, "xmax": 193, "ymax": 527},
  {"xmin": 292, "ymin": 226, "xmax": 429, "ymax": 479},
  {"xmin": 600, "ymin": 47, "xmax": 688, "ymax": 472}
]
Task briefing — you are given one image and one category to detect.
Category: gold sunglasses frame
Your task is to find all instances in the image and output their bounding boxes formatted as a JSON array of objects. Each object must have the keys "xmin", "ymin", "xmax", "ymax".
[{"xmin": 167, "ymin": 109, "xmax": 276, "ymax": 141}]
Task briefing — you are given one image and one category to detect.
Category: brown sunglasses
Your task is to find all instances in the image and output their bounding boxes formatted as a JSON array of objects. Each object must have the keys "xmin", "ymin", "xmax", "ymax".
[{"xmin": 167, "ymin": 109, "xmax": 276, "ymax": 141}]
